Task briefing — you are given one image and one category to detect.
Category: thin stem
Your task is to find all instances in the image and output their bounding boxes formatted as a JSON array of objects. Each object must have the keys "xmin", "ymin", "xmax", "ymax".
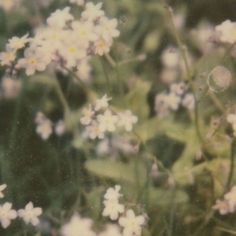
[
  {"xmin": 226, "ymin": 139, "xmax": 236, "ymax": 191},
  {"xmin": 165, "ymin": 5, "xmax": 191, "ymax": 79}
]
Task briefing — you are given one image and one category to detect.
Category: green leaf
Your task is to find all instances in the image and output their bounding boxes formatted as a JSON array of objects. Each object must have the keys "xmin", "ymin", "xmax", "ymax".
[{"xmin": 85, "ymin": 159, "xmax": 147, "ymax": 185}]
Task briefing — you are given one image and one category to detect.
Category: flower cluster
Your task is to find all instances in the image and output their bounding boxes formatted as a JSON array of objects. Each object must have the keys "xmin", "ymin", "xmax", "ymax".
[
  {"xmin": 0, "ymin": 184, "xmax": 42, "ymax": 228},
  {"xmin": 213, "ymin": 186, "xmax": 236, "ymax": 215},
  {"xmin": 0, "ymin": 2, "xmax": 119, "ymax": 80},
  {"xmin": 35, "ymin": 112, "xmax": 66, "ymax": 140},
  {"xmin": 155, "ymin": 82, "xmax": 195, "ymax": 117},
  {"xmin": 102, "ymin": 185, "xmax": 146, "ymax": 236},
  {"xmin": 80, "ymin": 95, "xmax": 138, "ymax": 140}
]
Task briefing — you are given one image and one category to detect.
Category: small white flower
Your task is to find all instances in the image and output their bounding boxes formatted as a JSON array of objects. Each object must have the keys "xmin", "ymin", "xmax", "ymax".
[
  {"xmin": 170, "ymin": 82, "xmax": 187, "ymax": 96},
  {"xmin": 224, "ymin": 186, "xmax": 236, "ymax": 212},
  {"xmin": 6, "ymin": 34, "xmax": 29, "ymax": 51},
  {"xmin": 36, "ymin": 118, "xmax": 53, "ymax": 140},
  {"xmin": 97, "ymin": 110, "xmax": 118, "ymax": 132},
  {"xmin": 119, "ymin": 210, "xmax": 146, "ymax": 236},
  {"xmin": 165, "ymin": 92, "xmax": 181, "ymax": 111},
  {"xmin": 161, "ymin": 47, "xmax": 180, "ymax": 68},
  {"xmin": 95, "ymin": 94, "xmax": 111, "ymax": 111},
  {"xmin": 61, "ymin": 214, "xmax": 96, "ymax": 236},
  {"xmin": 47, "ymin": 7, "xmax": 74, "ymax": 29},
  {"xmin": 0, "ymin": 50, "xmax": 16, "ymax": 66},
  {"xmin": 80, "ymin": 105, "xmax": 94, "ymax": 125},
  {"xmin": 86, "ymin": 122, "xmax": 105, "ymax": 140},
  {"xmin": 182, "ymin": 93, "xmax": 195, "ymax": 110},
  {"xmin": 104, "ymin": 185, "xmax": 122, "ymax": 201},
  {"xmin": 0, "ymin": 202, "xmax": 17, "ymax": 228},
  {"xmin": 82, "ymin": 2, "xmax": 104, "ymax": 22},
  {"xmin": 213, "ymin": 199, "xmax": 230, "ymax": 215},
  {"xmin": 55, "ymin": 120, "xmax": 66, "ymax": 136},
  {"xmin": 18, "ymin": 202, "xmax": 42, "ymax": 226},
  {"xmin": 118, "ymin": 110, "xmax": 138, "ymax": 132},
  {"xmin": 102, "ymin": 199, "xmax": 125, "ymax": 221},
  {"xmin": 0, "ymin": 184, "xmax": 7, "ymax": 199}
]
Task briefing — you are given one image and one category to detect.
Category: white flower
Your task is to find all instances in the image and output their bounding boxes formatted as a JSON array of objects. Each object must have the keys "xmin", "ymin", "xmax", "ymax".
[
  {"xmin": 165, "ymin": 93, "xmax": 181, "ymax": 111},
  {"xmin": 215, "ymin": 20, "xmax": 236, "ymax": 44},
  {"xmin": 86, "ymin": 122, "xmax": 105, "ymax": 140},
  {"xmin": 182, "ymin": 93, "xmax": 195, "ymax": 110},
  {"xmin": 170, "ymin": 82, "xmax": 187, "ymax": 96},
  {"xmin": 0, "ymin": 184, "xmax": 7, "ymax": 199},
  {"xmin": 102, "ymin": 199, "xmax": 125, "ymax": 221},
  {"xmin": 36, "ymin": 118, "xmax": 53, "ymax": 140},
  {"xmin": 47, "ymin": 7, "xmax": 74, "ymax": 29},
  {"xmin": 95, "ymin": 95, "xmax": 112, "ymax": 111},
  {"xmin": 94, "ymin": 38, "xmax": 112, "ymax": 56},
  {"xmin": 96, "ymin": 17, "xmax": 120, "ymax": 41},
  {"xmin": 61, "ymin": 214, "xmax": 96, "ymax": 236},
  {"xmin": 80, "ymin": 105, "xmax": 94, "ymax": 125},
  {"xmin": 17, "ymin": 48, "xmax": 50, "ymax": 76},
  {"xmin": 97, "ymin": 110, "xmax": 118, "ymax": 132},
  {"xmin": 6, "ymin": 34, "xmax": 29, "ymax": 51},
  {"xmin": 104, "ymin": 185, "xmax": 122, "ymax": 201},
  {"xmin": 55, "ymin": 120, "xmax": 66, "ymax": 136},
  {"xmin": 224, "ymin": 186, "xmax": 236, "ymax": 212},
  {"xmin": 18, "ymin": 202, "xmax": 42, "ymax": 226},
  {"xmin": 119, "ymin": 210, "xmax": 146, "ymax": 236},
  {"xmin": 99, "ymin": 224, "xmax": 122, "ymax": 236},
  {"xmin": 0, "ymin": 202, "xmax": 17, "ymax": 228},
  {"xmin": 213, "ymin": 200, "xmax": 230, "ymax": 215},
  {"xmin": 0, "ymin": 50, "xmax": 16, "ymax": 66},
  {"xmin": 82, "ymin": 2, "xmax": 104, "ymax": 22},
  {"xmin": 102, "ymin": 185, "xmax": 124, "ymax": 221},
  {"xmin": 161, "ymin": 47, "xmax": 180, "ymax": 68},
  {"xmin": 118, "ymin": 110, "xmax": 138, "ymax": 132}
]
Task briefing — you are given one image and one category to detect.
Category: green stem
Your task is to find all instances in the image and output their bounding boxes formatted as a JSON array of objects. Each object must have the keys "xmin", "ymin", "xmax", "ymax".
[{"xmin": 226, "ymin": 139, "xmax": 236, "ymax": 191}]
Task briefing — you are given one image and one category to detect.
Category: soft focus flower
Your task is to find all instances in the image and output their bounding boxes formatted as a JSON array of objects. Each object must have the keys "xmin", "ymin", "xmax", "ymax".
[
  {"xmin": 0, "ymin": 50, "xmax": 16, "ymax": 66},
  {"xmin": 82, "ymin": 2, "xmax": 104, "ymax": 22},
  {"xmin": 0, "ymin": 184, "xmax": 7, "ymax": 199},
  {"xmin": 35, "ymin": 113, "xmax": 53, "ymax": 140},
  {"xmin": 213, "ymin": 200, "xmax": 230, "ymax": 215},
  {"xmin": 6, "ymin": 34, "xmax": 29, "ymax": 51},
  {"xmin": 182, "ymin": 93, "xmax": 195, "ymax": 110},
  {"xmin": 86, "ymin": 122, "xmax": 105, "ymax": 139},
  {"xmin": 80, "ymin": 105, "xmax": 94, "ymax": 125},
  {"xmin": 161, "ymin": 47, "xmax": 180, "ymax": 68},
  {"xmin": 0, "ymin": 0, "xmax": 20, "ymax": 12},
  {"xmin": 55, "ymin": 120, "xmax": 66, "ymax": 136},
  {"xmin": 215, "ymin": 20, "xmax": 236, "ymax": 44},
  {"xmin": 18, "ymin": 202, "xmax": 42, "ymax": 226},
  {"xmin": 0, "ymin": 202, "xmax": 17, "ymax": 228},
  {"xmin": 224, "ymin": 186, "xmax": 236, "ymax": 212},
  {"xmin": 117, "ymin": 110, "xmax": 138, "ymax": 132},
  {"xmin": 97, "ymin": 110, "xmax": 118, "ymax": 132},
  {"xmin": 61, "ymin": 214, "xmax": 96, "ymax": 236},
  {"xmin": 47, "ymin": 7, "xmax": 74, "ymax": 29},
  {"xmin": 95, "ymin": 95, "xmax": 112, "ymax": 111},
  {"xmin": 119, "ymin": 210, "xmax": 146, "ymax": 236},
  {"xmin": 102, "ymin": 185, "xmax": 125, "ymax": 221}
]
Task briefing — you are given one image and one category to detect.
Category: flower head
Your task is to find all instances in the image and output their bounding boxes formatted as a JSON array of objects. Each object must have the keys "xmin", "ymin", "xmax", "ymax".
[{"xmin": 0, "ymin": 202, "xmax": 17, "ymax": 228}]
